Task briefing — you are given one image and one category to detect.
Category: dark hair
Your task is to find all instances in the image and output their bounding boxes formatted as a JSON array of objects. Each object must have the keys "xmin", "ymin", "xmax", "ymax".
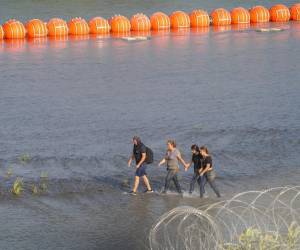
[
  {"xmin": 167, "ymin": 139, "xmax": 176, "ymax": 147},
  {"xmin": 200, "ymin": 146, "xmax": 209, "ymax": 154},
  {"xmin": 132, "ymin": 136, "xmax": 141, "ymax": 144},
  {"xmin": 191, "ymin": 144, "xmax": 199, "ymax": 152}
]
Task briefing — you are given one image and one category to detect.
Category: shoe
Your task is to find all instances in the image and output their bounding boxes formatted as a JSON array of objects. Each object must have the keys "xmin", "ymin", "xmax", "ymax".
[
  {"xmin": 144, "ymin": 189, "xmax": 154, "ymax": 193},
  {"xmin": 129, "ymin": 191, "xmax": 137, "ymax": 196}
]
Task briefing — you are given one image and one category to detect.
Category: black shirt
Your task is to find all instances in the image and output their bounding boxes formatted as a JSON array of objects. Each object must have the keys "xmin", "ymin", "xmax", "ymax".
[
  {"xmin": 192, "ymin": 153, "xmax": 203, "ymax": 173},
  {"xmin": 202, "ymin": 155, "xmax": 212, "ymax": 170},
  {"xmin": 133, "ymin": 143, "xmax": 146, "ymax": 164}
]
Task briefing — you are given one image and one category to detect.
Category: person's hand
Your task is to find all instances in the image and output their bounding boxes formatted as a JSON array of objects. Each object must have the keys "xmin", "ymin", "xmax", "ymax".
[
  {"xmin": 128, "ymin": 161, "xmax": 131, "ymax": 167},
  {"xmin": 136, "ymin": 165, "xmax": 140, "ymax": 169}
]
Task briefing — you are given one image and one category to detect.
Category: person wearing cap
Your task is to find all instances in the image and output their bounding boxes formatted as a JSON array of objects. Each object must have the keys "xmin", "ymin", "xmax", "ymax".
[{"xmin": 128, "ymin": 136, "xmax": 153, "ymax": 195}]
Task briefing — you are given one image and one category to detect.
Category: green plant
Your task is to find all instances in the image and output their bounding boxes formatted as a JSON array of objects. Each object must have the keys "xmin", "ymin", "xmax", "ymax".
[
  {"xmin": 39, "ymin": 172, "xmax": 48, "ymax": 192},
  {"xmin": 239, "ymin": 227, "xmax": 261, "ymax": 249},
  {"xmin": 5, "ymin": 167, "xmax": 13, "ymax": 179},
  {"xmin": 287, "ymin": 221, "xmax": 300, "ymax": 249},
  {"xmin": 19, "ymin": 154, "xmax": 31, "ymax": 164},
  {"xmin": 32, "ymin": 184, "xmax": 38, "ymax": 194},
  {"xmin": 40, "ymin": 171, "xmax": 48, "ymax": 179},
  {"xmin": 258, "ymin": 232, "xmax": 280, "ymax": 250},
  {"xmin": 12, "ymin": 177, "xmax": 23, "ymax": 195},
  {"xmin": 40, "ymin": 182, "xmax": 47, "ymax": 191}
]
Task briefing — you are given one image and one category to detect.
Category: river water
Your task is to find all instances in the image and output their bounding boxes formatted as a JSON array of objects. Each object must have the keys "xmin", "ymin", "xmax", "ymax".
[{"xmin": 1, "ymin": 0, "xmax": 300, "ymax": 249}]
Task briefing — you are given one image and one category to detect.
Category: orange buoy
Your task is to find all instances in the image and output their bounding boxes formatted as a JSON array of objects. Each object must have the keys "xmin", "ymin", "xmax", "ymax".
[
  {"xmin": 109, "ymin": 15, "xmax": 131, "ymax": 33},
  {"xmin": 26, "ymin": 19, "xmax": 48, "ymax": 38},
  {"xmin": 269, "ymin": 4, "xmax": 290, "ymax": 22},
  {"xmin": 130, "ymin": 13, "xmax": 151, "ymax": 31},
  {"xmin": 211, "ymin": 8, "xmax": 231, "ymax": 26},
  {"xmin": 290, "ymin": 3, "xmax": 300, "ymax": 21},
  {"xmin": 3, "ymin": 19, "xmax": 26, "ymax": 39},
  {"xmin": 47, "ymin": 18, "xmax": 68, "ymax": 36},
  {"xmin": 170, "ymin": 11, "xmax": 190, "ymax": 29},
  {"xmin": 89, "ymin": 17, "xmax": 110, "ymax": 34},
  {"xmin": 189, "ymin": 9, "xmax": 210, "ymax": 27},
  {"xmin": 68, "ymin": 17, "xmax": 89, "ymax": 35},
  {"xmin": 150, "ymin": 12, "xmax": 170, "ymax": 30},
  {"xmin": 231, "ymin": 7, "xmax": 250, "ymax": 24},
  {"xmin": 250, "ymin": 6, "xmax": 270, "ymax": 23},
  {"xmin": 0, "ymin": 25, "xmax": 4, "ymax": 39}
]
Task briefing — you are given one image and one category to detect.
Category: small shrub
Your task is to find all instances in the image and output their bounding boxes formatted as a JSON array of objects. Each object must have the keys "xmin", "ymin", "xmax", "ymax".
[
  {"xmin": 12, "ymin": 177, "xmax": 23, "ymax": 195},
  {"xmin": 19, "ymin": 154, "xmax": 31, "ymax": 164},
  {"xmin": 5, "ymin": 167, "xmax": 13, "ymax": 179}
]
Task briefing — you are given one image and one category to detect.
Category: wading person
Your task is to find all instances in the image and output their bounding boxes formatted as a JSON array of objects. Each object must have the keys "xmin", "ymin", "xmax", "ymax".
[
  {"xmin": 128, "ymin": 136, "xmax": 153, "ymax": 195},
  {"xmin": 185, "ymin": 144, "xmax": 203, "ymax": 194},
  {"xmin": 199, "ymin": 146, "xmax": 221, "ymax": 198},
  {"xmin": 158, "ymin": 139, "xmax": 187, "ymax": 194}
]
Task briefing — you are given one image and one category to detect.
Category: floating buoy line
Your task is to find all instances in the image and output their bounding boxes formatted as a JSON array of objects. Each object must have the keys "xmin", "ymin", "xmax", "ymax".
[{"xmin": 0, "ymin": 3, "xmax": 299, "ymax": 41}]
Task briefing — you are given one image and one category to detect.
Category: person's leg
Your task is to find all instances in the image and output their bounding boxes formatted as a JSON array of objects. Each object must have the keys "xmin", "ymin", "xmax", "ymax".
[
  {"xmin": 200, "ymin": 175, "xmax": 207, "ymax": 198},
  {"xmin": 132, "ymin": 176, "xmax": 140, "ymax": 192},
  {"xmin": 142, "ymin": 175, "xmax": 152, "ymax": 191},
  {"xmin": 189, "ymin": 173, "xmax": 198, "ymax": 194},
  {"xmin": 139, "ymin": 164, "xmax": 152, "ymax": 191},
  {"xmin": 208, "ymin": 180, "xmax": 221, "ymax": 197},
  {"xmin": 172, "ymin": 173, "xmax": 182, "ymax": 194},
  {"xmin": 163, "ymin": 170, "xmax": 173, "ymax": 193}
]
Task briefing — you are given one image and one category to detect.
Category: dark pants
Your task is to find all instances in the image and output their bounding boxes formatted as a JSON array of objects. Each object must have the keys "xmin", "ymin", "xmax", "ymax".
[
  {"xmin": 164, "ymin": 170, "xmax": 182, "ymax": 193},
  {"xmin": 189, "ymin": 172, "xmax": 201, "ymax": 194},
  {"xmin": 200, "ymin": 174, "xmax": 221, "ymax": 198}
]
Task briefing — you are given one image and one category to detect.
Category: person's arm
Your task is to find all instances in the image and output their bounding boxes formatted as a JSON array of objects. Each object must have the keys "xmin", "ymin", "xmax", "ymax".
[
  {"xmin": 177, "ymin": 152, "xmax": 187, "ymax": 168},
  {"xmin": 128, "ymin": 154, "xmax": 134, "ymax": 167},
  {"xmin": 136, "ymin": 153, "xmax": 146, "ymax": 169},
  {"xmin": 158, "ymin": 158, "xmax": 166, "ymax": 166},
  {"xmin": 199, "ymin": 157, "xmax": 212, "ymax": 176},
  {"xmin": 184, "ymin": 160, "xmax": 192, "ymax": 171},
  {"xmin": 199, "ymin": 164, "xmax": 211, "ymax": 176}
]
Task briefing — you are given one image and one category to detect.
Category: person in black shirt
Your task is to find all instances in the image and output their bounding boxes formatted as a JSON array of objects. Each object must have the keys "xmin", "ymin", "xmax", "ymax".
[
  {"xmin": 185, "ymin": 144, "xmax": 203, "ymax": 194},
  {"xmin": 128, "ymin": 136, "xmax": 153, "ymax": 195},
  {"xmin": 199, "ymin": 146, "xmax": 221, "ymax": 198}
]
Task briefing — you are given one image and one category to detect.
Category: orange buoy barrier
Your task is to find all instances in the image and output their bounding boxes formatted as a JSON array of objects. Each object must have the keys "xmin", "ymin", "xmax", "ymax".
[
  {"xmin": 231, "ymin": 7, "xmax": 250, "ymax": 24},
  {"xmin": 250, "ymin": 6, "xmax": 270, "ymax": 23},
  {"xmin": 170, "ymin": 11, "xmax": 190, "ymax": 29},
  {"xmin": 3, "ymin": 19, "xmax": 26, "ymax": 39},
  {"xmin": 290, "ymin": 3, "xmax": 300, "ymax": 21},
  {"xmin": 109, "ymin": 15, "xmax": 131, "ymax": 33},
  {"xmin": 89, "ymin": 17, "xmax": 110, "ymax": 34},
  {"xmin": 0, "ymin": 25, "xmax": 4, "ymax": 39},
  {"xmin": 68, "ymin": 17, "xmax": 89, "ymax": 35},
  {"xmin": 269, "ymin": 4, "xmax": 290, "ymax": 22},
  {"xmin": 26, "ymin": 19, "xmax": 48, "ymax": 38},
  {"xmin": 211, "ymin": 8, "xmax": 231, "ymax": 26},
  {"xmin": 131, "ymin": 13, "xmax": 151, "ymax": 31},
  {"xmin": 189, "ymin": 9, "xmax": 210, "ymax": 27},
  {"xmin": 47, "ymin": 18, "xmax": 68, "ymax": 36},
  {"xmin": 150, "ymin": 12, "xmax": 170, "ymax": 30}
]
